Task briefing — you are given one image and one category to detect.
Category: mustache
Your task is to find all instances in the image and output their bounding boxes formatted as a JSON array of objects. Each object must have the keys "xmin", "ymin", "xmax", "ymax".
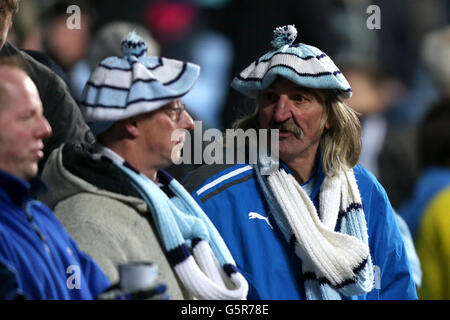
[{"xmin": 269, "ymin": 121, "xmax": 303, "ymax": 139}]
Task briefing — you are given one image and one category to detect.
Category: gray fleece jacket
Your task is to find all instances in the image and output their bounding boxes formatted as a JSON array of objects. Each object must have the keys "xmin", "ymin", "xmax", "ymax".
[{"xmin": 39, "ymin": 143, "xmax": 187, "ymax": 299}]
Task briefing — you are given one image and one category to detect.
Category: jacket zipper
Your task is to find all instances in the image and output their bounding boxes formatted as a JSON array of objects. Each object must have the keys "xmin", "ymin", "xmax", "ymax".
[{"xmin": 23, "ymin": 201, "xmax": 52, "ymax": 258}]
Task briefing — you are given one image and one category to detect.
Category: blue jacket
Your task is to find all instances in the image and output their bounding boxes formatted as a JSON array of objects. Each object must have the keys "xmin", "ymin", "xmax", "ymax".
[
  {"xmin": 183, "ymin": 162, "xmax": 417, "ymax": 300},
  {"xmin": 0, "ymin": 170, "xmax": 110, "ymax": 299},
  {"xmin": 398, "ymin": 167, "xmax": 450, "ymax": 238}
]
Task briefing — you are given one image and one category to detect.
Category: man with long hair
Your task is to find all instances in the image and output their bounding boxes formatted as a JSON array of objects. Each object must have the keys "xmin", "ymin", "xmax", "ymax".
[{"xmin": 183, "ymin": 25, "xmax": 417, "ymax": 300}]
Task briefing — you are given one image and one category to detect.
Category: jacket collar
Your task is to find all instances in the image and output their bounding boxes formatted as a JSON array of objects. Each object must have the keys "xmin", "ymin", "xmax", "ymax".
[
  {"xmin": 61, "ymin": 142, "xmax": 143, "ymax": 199},
  {"xmin": 279, "ymin": 151, "xmax": 325, "ymax": 201},
  {"xmin": 0, "ymin": 169, "xmax": 47, "ymax": 206}
]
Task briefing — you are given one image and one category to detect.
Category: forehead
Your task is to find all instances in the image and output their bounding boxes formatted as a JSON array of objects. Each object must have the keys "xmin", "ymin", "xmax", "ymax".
[
  {"xmin": 0, "ymin": 66, "xmax": 41, "ymax": 108},
  {"xmin": 264, "ymin": 77, "xmax": 312, "ymax": 93},
  {"xmin": 262, "ymin": 76, "xmax": 331, "ymax": 104},
  {"xmin": 138, "ymin": 98, "xmax": 182, "ymax": 117}
]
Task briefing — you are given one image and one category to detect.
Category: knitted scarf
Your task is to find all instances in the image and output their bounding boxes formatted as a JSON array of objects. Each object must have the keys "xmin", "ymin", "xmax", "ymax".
[
  {"xmin": 96, "ymin": 148, "xmax": 248, "ymax": 300},
  {"xmin": 254, "ymin": 155, "xmax": 374, "ymax": 299}
]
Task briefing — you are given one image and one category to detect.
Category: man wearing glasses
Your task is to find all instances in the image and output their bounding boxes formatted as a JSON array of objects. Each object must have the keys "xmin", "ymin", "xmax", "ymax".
[{"xmin": 39, "ymin": 33, "xmax": 248, "ymax": 300}]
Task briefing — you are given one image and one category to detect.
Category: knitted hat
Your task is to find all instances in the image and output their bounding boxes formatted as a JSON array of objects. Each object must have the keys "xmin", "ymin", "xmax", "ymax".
[
  {"xmin": 231, "ymin": 25, "xmax": 352, "ymax": 100},
  {"xmin": 80, "ymin": 32, "xmax": 200, "ymax": 135}
]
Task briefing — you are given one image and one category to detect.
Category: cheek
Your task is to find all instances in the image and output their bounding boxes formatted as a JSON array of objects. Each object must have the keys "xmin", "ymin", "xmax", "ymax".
[
  {"xmin": 0, "ymin": 131, "xmax": 27, "ymax": 160},
  {"xmin": 294, "ymin": 108, "xmax": 324, "ymax": 131},
  {"xmin": 144, "ymin": 122, "xmax": 176, "ymax": 151}
]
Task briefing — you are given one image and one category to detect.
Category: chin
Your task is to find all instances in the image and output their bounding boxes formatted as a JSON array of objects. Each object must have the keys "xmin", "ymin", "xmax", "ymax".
[
  {"xmin": 170, "ymin": 155, "xmax": 182, "ymax": 165},
  {"xmin": 169, "ymin": 143, "xmax": 185, "ymax": 165},
  {"xmin": 22, "ymin": 170, "xmax": 38, "ymax": 181}
]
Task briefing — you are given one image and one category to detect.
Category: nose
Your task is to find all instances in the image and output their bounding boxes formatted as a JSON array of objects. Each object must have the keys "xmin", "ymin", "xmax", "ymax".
[
  {"xmin": 179, "ymin": 110, "xmax": 195, "ymax": 131},
  {"xmin": 273, "ymin": 94, "xmax": 292, "ymax": 123},
  {"xmin": 36, "ymin": 114, "xmax": 52, "ymax": 139}
]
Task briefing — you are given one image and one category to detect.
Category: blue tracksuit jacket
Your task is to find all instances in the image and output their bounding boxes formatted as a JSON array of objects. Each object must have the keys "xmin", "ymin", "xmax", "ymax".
[
  {"xmin": 0, "ymin": 170, "xmax": 110, "ymax": 299},
  {"xmin": 183, "ymin": 162, "xmax": 417, "ymax": 300}
]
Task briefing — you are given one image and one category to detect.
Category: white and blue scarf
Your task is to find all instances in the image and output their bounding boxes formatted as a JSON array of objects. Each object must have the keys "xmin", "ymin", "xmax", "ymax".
[
  {"xmin": 254, "ymin": 156, "xmax": 374, "ymax": 299},
  {"xmin": 96, "ymin": 147, "xmax": 248, "ymax": 300}
]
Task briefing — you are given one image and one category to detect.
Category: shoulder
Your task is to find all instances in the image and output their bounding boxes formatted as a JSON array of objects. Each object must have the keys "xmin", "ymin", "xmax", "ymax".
[
  {"xmin": 54, "ymin": 193, "xmax": 153, "ymax": 253},
  {"xmin": 2, "ymin": 42, "xmax": 55, "ymax": 81},
  {"xmin": 353, "ymin": 164, "xmax": 390, "ymax": 202},
  {"xmin": 353, "ymin": 164, "xmax": 380, "ymax": 188},
  {"xmin": 55, "ymin": 192, "xmax": 147, "ymax": 227},
  {"xmin": 352, "ymin": 165, "xmax": 397, "ymax": 241},
  {"xmin": 352, "ymin": 167, "xmax": 417, "ymax": 299},
  {"xmin": 183, "ymin": 163, "xmax": 255, "ymax": 196}
]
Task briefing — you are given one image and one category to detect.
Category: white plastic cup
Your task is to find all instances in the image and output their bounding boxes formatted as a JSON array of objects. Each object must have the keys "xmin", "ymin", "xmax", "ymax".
[{"xmin": 118, "ymin": 261, "xmax": 158, "ymax": 291}]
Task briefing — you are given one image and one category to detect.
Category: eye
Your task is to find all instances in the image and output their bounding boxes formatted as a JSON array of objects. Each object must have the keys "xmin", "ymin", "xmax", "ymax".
[
  {"xmin": 20, "ymin": 110, "xmax": 36, "ymax": 120},
  {"xmin": 291, "ymin": 93, "xmax": 308, "ymax": 103},
  {"xmin": 260, "ymin": 91, "xmax": 278, "ymax": 103},
  {"xmin": 292, "ymin": 94, "xmax": 304, "ymax": 102}
]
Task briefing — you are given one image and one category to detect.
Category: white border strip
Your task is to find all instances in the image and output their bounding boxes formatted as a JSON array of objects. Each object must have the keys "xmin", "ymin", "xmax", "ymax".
[{"xmin": 196, "ymin": 165, "xmax": 253, "ymax": 196}]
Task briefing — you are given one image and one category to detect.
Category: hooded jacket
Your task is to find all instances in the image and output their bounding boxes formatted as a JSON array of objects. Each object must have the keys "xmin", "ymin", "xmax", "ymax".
[{"xmin": 39, "ymin": 143, "xmax": 186, "ymax": 299}]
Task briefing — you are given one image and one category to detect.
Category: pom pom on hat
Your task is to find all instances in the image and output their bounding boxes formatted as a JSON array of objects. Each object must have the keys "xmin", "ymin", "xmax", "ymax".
[
  {"xmin": 121, "ymin": 31, "xmax": 148, "ymax": 59},
  {"xmin": 271, "ymin": 25, "xmax": 298, "ymax": 49}
]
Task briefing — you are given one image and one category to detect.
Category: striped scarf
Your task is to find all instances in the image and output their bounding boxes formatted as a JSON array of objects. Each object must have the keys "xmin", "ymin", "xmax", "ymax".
[
  {"xmin": 97, "ymin": 148, "xmax": 248, "ymax": 300},
  {"xmin": 254, "ymin": 156, "xmax": 374, "ymax": 299}
]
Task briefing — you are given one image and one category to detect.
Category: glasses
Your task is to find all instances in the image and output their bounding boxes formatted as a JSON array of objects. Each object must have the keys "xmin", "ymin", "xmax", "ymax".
[{"xmin": 163, "ymin": 103, "xmax": 186, "ymax": 122}]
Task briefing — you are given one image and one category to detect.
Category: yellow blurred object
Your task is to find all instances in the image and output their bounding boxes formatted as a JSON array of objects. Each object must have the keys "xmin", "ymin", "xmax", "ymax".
[{"xmin": 416, "ymin": 187, "xmax": 450, "ymax": 299}]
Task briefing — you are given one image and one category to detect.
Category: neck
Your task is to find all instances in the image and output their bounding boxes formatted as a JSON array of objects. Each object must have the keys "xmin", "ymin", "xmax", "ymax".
[
  {"xmin": 281, "ymin": 146, "xmax": 318, "ymax": 184},
  {"xmin": 98, "ymin": 141, "xmax": 159, "ymax": 182}
]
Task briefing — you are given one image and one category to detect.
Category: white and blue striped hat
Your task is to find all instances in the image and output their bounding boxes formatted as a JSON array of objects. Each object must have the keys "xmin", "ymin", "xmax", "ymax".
[
  {"xmin": 231, "ymin": 25, "xmax": 352, "ymax": 100},
  {"xmin": 80, "ymin": 32, "xmax": 200, "ymax": 135}
]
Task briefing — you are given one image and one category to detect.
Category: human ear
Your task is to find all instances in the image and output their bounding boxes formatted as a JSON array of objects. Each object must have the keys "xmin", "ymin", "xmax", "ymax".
[
  {"xmin": 123, "ymin": 117, "xmax": 140, "ymax": 138},
  {"xmin": 325, "ymin": 118, "xmax": 333, "ymax": 130},
  {"xmin": 323, "ymin": 109, "xmax": 335, "ymax": 130}
]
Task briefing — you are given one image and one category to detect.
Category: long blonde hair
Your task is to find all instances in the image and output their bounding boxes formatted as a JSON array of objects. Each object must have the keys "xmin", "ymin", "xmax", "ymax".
[{"xmin": 232, "ymin": 89, "xmax": 361, "ymax": 177}]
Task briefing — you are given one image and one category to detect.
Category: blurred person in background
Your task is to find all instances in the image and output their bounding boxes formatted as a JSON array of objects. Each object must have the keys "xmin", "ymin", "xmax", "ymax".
[
  {"xmin": 0, "ymin": 0, "xmax": 95, "ymax": 170},
  {"xmin": 397, "ymin": 24, "xmax": 450, "ymax": 300},
  {"xmin": 399, "ymin": 98, "xmax": 450, "ymax": 299},
  {"xmin": 343, "ymin": 61, "xmax": 423, "ymax": 289},
  {"xmin": 40, "ymin": 33, "xmax": 248, "ymax": 300},
  {"xmin": 399, "ymin": 25, "xmax": 450, "ymax": 238},
  {"xmin": 343, "ymin": 62, "xmax": 404, "ymax": 178},
  {"xmin": 39, "ymin": 0, "xmax": 92, "ymax": 74},
  {"xmin": 142, "ymin": 0, "xmax": 235, "ymax": 181},
  {"xmin": 421, "ymin": 25, "xmax": 450, "ymax": 100}
]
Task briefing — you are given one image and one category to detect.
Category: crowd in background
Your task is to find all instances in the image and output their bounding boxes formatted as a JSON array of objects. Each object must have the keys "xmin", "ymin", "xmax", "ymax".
[{"xmin": 4, "ymin": 0, "xmax": 450, "ymax": 299}]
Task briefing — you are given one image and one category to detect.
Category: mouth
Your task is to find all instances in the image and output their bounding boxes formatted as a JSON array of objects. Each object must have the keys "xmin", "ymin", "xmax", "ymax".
[
  {"xmin": 278, "ymin": 130, "xmax": 293, "ymax": 138},
  {"xmin": 35, "ymin": 149, "xmax": 44, "ymax": 160},
  {"xmin": 33, "ymin": 143, "xmax": 45, "ymax": 160},
  {"xmin": 270, "ymin": 125, "xmax": 303, "ymax": 140}
]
